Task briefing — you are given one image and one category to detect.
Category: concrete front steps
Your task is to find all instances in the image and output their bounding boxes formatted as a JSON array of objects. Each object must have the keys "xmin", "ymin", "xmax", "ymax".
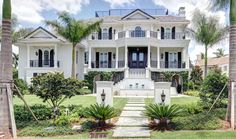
[{"xmin": 113, "ymin": 98, "xmax": 150, "ymax": 139}]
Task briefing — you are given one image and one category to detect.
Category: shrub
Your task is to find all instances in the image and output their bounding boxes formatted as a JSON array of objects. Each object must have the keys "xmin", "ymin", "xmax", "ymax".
[
  {"xmin": 17, "ymin": 121, "xmax": 77, "ymax": 136},
  {"xmin": 55, "ymin": 115, "xmax": 70, "ymax": 126},
  {"xmin": 84, "ymin": 104, "xmax": 117, "ymax": 127},
  {"xmin": 172, "ymin": 112, "xmax": 221, "ymax": 130},
  {"xmin": 30, "ymin": 72, "xmax": 84, "ymax": 114},
  {"xmin": 14, "ymin": 105, "xmax": 52, "ymax": 123},
  {"xmin": 181, "ymin": 102, "xmax": 204, "ymax": 115},
  {"xmin": 80, "ymin": 120, "xmax": 97, "ymax": 131},
  {"xmin": 183, "ymin": 90, "xmax": 200, "ymax": 97},
  {"xmin": 78, "ymin": 88, "xmax": 92, "ymax": 95},
  {"xmin": 200, "ymin": 68, "xmax": 228, "ymax": 108},
  {"xmin": 84, "ymin": 71, "xmax": 114, "ymax": 91}
]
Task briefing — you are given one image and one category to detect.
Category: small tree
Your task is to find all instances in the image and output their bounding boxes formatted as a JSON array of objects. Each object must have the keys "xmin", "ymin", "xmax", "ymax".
[
  {"xmin": 30, "ymin": 72, "xmax": 84, "ymax": 112},
  {"xmin": 190, "ymin": 66, "xmax": 203, "ymax": 90},
  {"xmin": 200, "ymin": 67, "xmax": 228, "ymax": 108}
]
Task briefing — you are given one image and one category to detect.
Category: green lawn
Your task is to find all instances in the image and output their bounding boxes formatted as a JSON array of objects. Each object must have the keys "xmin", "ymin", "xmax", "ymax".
[
  {"xmin": 14, "ymin": 95, "xmax": 127, "ymax": 108},
  {"xmin": 22, "ymin": 130, "xmax": 236, "ymax": 139},
  {"xmin": 151, "ymin": 130, "xmax": 236, "ymax": 139},
  {"xmin": 145, "ymin": 96, "xmax": 200, "ymax": 105}
]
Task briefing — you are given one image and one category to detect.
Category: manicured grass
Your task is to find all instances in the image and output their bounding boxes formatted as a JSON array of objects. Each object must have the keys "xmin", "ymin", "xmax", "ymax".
[
  {"xmin": 14, "ymin": 95, "xmax": 128, "ymax": 108},
  {"xmin": 145, "ymin": 96, "xmax": 200, "ymax": 105},
  {"xmin": 151, "ymin": 130, "xmax": 236, "ymax": 139}
]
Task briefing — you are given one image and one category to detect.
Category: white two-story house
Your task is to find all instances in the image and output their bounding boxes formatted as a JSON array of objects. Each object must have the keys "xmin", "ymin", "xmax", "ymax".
[{"xmin": 17, "ymin": 8, "xmax": 190, "ymax": 96}]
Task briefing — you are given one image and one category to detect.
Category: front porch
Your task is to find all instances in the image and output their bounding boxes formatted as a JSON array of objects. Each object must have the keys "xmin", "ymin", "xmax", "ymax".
[{"xmin": 86, "ymin": 46, "xmax": 190, "ymax": 76}]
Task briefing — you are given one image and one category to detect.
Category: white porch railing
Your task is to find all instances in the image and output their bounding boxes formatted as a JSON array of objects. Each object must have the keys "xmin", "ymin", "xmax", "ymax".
[{"xmin": 129, "ymin": 69, "xmax": 146, "ymax": 78}]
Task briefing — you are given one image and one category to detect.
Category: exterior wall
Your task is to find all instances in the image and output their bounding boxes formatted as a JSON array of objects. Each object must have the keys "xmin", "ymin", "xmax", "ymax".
[{"xmin": 18, "ymin": 45, "xmax": 27, "ymax": 81}]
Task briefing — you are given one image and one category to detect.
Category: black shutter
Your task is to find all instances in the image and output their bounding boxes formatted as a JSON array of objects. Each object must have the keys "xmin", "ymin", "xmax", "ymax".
[
  {"xmin": 38, "ymin": 49, "xmax": 42, "ymax": 67},
  {"xmin": 98, "ymin": 28, "xmax": 102, "ymax": 40},
  {"xmin": 172, "ymin": 27, "xmax": 175, "ymax": 39},
  {"xmin": 161, "ymin": 27, "xmax": 164, "ymax": 39},
  {"xmin": 96, "ymin": 52, "xmax": 99, "ymax": 68},
  {"xmin": 178, "ymin": 52, "xmax": 182, "ymax": 68},
  {"xmin": 50, "ymin": 50, "xmax": 54, "ymax": 67},
  {"xmin": 109, "ymin": 27, "xmax": 112, "ymax": 40},
  {"xmin": 108, "ymin": 52, "xmax": 112, "ymax": 68},
  {"xmin": 165, "ymin": 52, "xmax": 169, "ymax": 68}
]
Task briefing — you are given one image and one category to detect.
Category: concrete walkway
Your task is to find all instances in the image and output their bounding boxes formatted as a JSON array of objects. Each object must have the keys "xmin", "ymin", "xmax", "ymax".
[{"xmin": 112, "ymin": 98, "xmax": 150, "ymax": 139}]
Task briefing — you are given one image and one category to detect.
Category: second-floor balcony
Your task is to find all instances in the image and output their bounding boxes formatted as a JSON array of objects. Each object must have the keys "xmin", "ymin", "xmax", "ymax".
[
  {"xmin": 89, "ymin": 31, "xmax": 185, "ymax": 40},
  {"xmin": 30, "ymin": 60, "xmax": 60, "ymax": 68}
]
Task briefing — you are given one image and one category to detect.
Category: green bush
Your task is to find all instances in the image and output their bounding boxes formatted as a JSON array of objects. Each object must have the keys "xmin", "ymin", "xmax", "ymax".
[
  {"xmin": 78, "ymin": 88, "xmax": 92, "ymax": 95},
  {"xmin": 172, "ymin": 112, "xmax": 221, "ymax": 130},
  {"xmin": 200, "ymin": 68, "xmax": 228, "ymax": 108},
  {"xmin": 181, "ymin": 102, "xmax": 204, "ymax": 115},
  {"xmin": 14, "ymin": 105, "xmax": 52, "ymax": 123},
  {"xmin": 55, "ymin": 115, "xmax": 70, "ymax": 126},
  {"xmin": 17, "ymin": 121, "xmax": 77, "ymax": 136},
  {"xmin": 85, "ymin": 103, "xmax": 117, "ymax": 127},
  {"xmin": 183, "ymin": 90, "xmax": 200, "ymax": 97},
  {"xmin": 84, "ymin": 71, "xmax": 115, "ymax": 91}
]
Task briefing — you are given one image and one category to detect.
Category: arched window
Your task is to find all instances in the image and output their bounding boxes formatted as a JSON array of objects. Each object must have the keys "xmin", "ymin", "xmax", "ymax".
[
  {"xmin": 132, "ymin": 26, "xmax": 145, "ymax": 37},
  {"xmin": 102, "ymin": 28, "xmax": 108, "ymax": 40},
  {"xmin": 44, "ymin": 50, "xmax": 49, "ymax": 65}
]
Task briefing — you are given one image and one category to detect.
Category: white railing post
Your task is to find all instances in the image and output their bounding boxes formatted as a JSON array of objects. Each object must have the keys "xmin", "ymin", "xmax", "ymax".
[
  {"xmin": 116, "ymin": 47, "xmax": 119, "ymax": 69},
  {"xmin": 88, "ymin": 47, "xmax": 92, "ymax": 69},
  {"xmin": 157, "ymin": 46, "xmax": 160, "ymax": 69},
  {"xmin": 54, "ymin": 44, "xmax": 58, "ymax": 68},
  {"xmin": 27, "ymin": 45, "xmax": 30, "ymax": 67}
]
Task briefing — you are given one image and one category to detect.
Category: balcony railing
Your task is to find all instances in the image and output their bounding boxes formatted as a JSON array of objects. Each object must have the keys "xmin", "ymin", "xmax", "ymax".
[
  {"xmin": 150, "ymin": 60, "xmax": 186, "ymax": 68},
  {"xmin": 91, "ymin": 61, "xmax": 116, "ymax": 68},
  {"xmin": 118, "ymin": 61, "xmax": 125, "ymax": 68},
  {"xmin": 162, "ymin": 32, "xmax": 186, "ymax": 40},
  {"xmin": 160, "ymin": 61, "xmax": 185, "ymax": 68},
  {"xmin": 89, "ymin": 31, "xmax": 186, "ymax": 40},
  {"xmin": 30, "ymin": 60, "xmax": 60, "ymax": 67}
]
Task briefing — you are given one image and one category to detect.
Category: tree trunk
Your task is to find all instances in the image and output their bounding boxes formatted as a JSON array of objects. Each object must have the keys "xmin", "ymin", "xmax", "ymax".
[
  {"xmin": 71, "ymin": 44, "xmax": 76, "ymax": 78},
  {"xmin": 204, "ymin": 46, "xmax": 208, "ymax": 78},
  {"xmin": 227, "ymin": 0, "xmax": 236, "ymax": 128}
]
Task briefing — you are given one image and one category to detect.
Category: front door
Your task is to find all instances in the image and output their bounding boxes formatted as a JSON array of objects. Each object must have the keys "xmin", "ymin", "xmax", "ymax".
[{"xmin": 128, "ymin": 47, "xmax": 147, "ymax": 68}]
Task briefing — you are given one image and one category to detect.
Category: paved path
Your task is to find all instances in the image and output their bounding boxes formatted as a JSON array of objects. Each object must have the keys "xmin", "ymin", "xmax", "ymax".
[{"xmin": 113, "ymin": 98, "xmax": 150, "ymax": 139}]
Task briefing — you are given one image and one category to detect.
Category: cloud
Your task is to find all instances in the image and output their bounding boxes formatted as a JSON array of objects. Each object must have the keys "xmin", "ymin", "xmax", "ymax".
[
  {"xmin": 103, "ymin": 0, "xmax": 135, "ymax": 8},
  {"xmin": 152, "ymin": 0, "xmax": 228, "ymax": 61},
  {"xmin": 0, "ymin": 0, "xmax": 90, "ymax": 24}
]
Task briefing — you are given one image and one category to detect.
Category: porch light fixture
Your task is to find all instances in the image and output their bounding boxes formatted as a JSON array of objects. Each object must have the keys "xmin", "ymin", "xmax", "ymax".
[
  {"xmin": 113, "ymin": 53, "xmax": 116, "ymax": 59},
  {"xmin": 161, "ymin": 90, "xmax": 166, "ymax": 104},
  {"xmin": 35, "ymin": 51, "xmax": 38, "ymax": 56},
  {"xmin": 101, "ymin": 89, "xmax": 106, "ymax": 103}
]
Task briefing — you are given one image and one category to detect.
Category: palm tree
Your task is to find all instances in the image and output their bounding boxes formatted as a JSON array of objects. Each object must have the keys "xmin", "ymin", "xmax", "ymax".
[
  {"xmin": 189, "ymin": 9, "xmax": 227, "ymax": 77},
  {"xmin": 210, "ymin": 0, "xmax": 236, "ymax": 127},
  {"xmin": 46, "ymin": 12, "xmax": 102, "ymax": 78},
  {"xmin": 213, "ymin": 48, "xmax": 225, "ymax": 58}
]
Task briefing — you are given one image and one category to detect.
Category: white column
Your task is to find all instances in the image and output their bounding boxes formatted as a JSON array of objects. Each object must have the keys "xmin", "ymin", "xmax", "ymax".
[
  {"xmin": 185, "ymin": 46, "xmax": 189, "ymax": 69},
  {"xmin": 115, "ymin": 47, "xmax": 119, "ymax": 69},
  {"xmin": 54, "ymin": 44, "xmax": 58, "ymax": 68},
  {"xmin": 125, "ymin": 45, "xmax": 128, "ymax": 68},
  {"xmin": 157, "ymin": 46, "xmax": 160, "ymax": 69},
  {"xmin": 88, "ymin": 47, "xmax": 92, "ymax": 69},
  {"xmin": 147, "ymin": 45, "xmax": 151, "ymax": 68},
  {"xmin": 27, "ymin": 45, "xmax": 30, "ymax": 67}
]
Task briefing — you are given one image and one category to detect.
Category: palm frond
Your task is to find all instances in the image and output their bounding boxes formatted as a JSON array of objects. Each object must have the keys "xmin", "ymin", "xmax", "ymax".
[{"xmin": 210, "ymin": 0, "xmax": 230, "ymax": 11}]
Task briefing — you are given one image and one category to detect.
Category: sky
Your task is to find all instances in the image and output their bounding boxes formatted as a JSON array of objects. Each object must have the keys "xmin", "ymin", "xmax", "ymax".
[{"xmin": 0, "ymin": 0, "xmax": 229, "ymax": 62}]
